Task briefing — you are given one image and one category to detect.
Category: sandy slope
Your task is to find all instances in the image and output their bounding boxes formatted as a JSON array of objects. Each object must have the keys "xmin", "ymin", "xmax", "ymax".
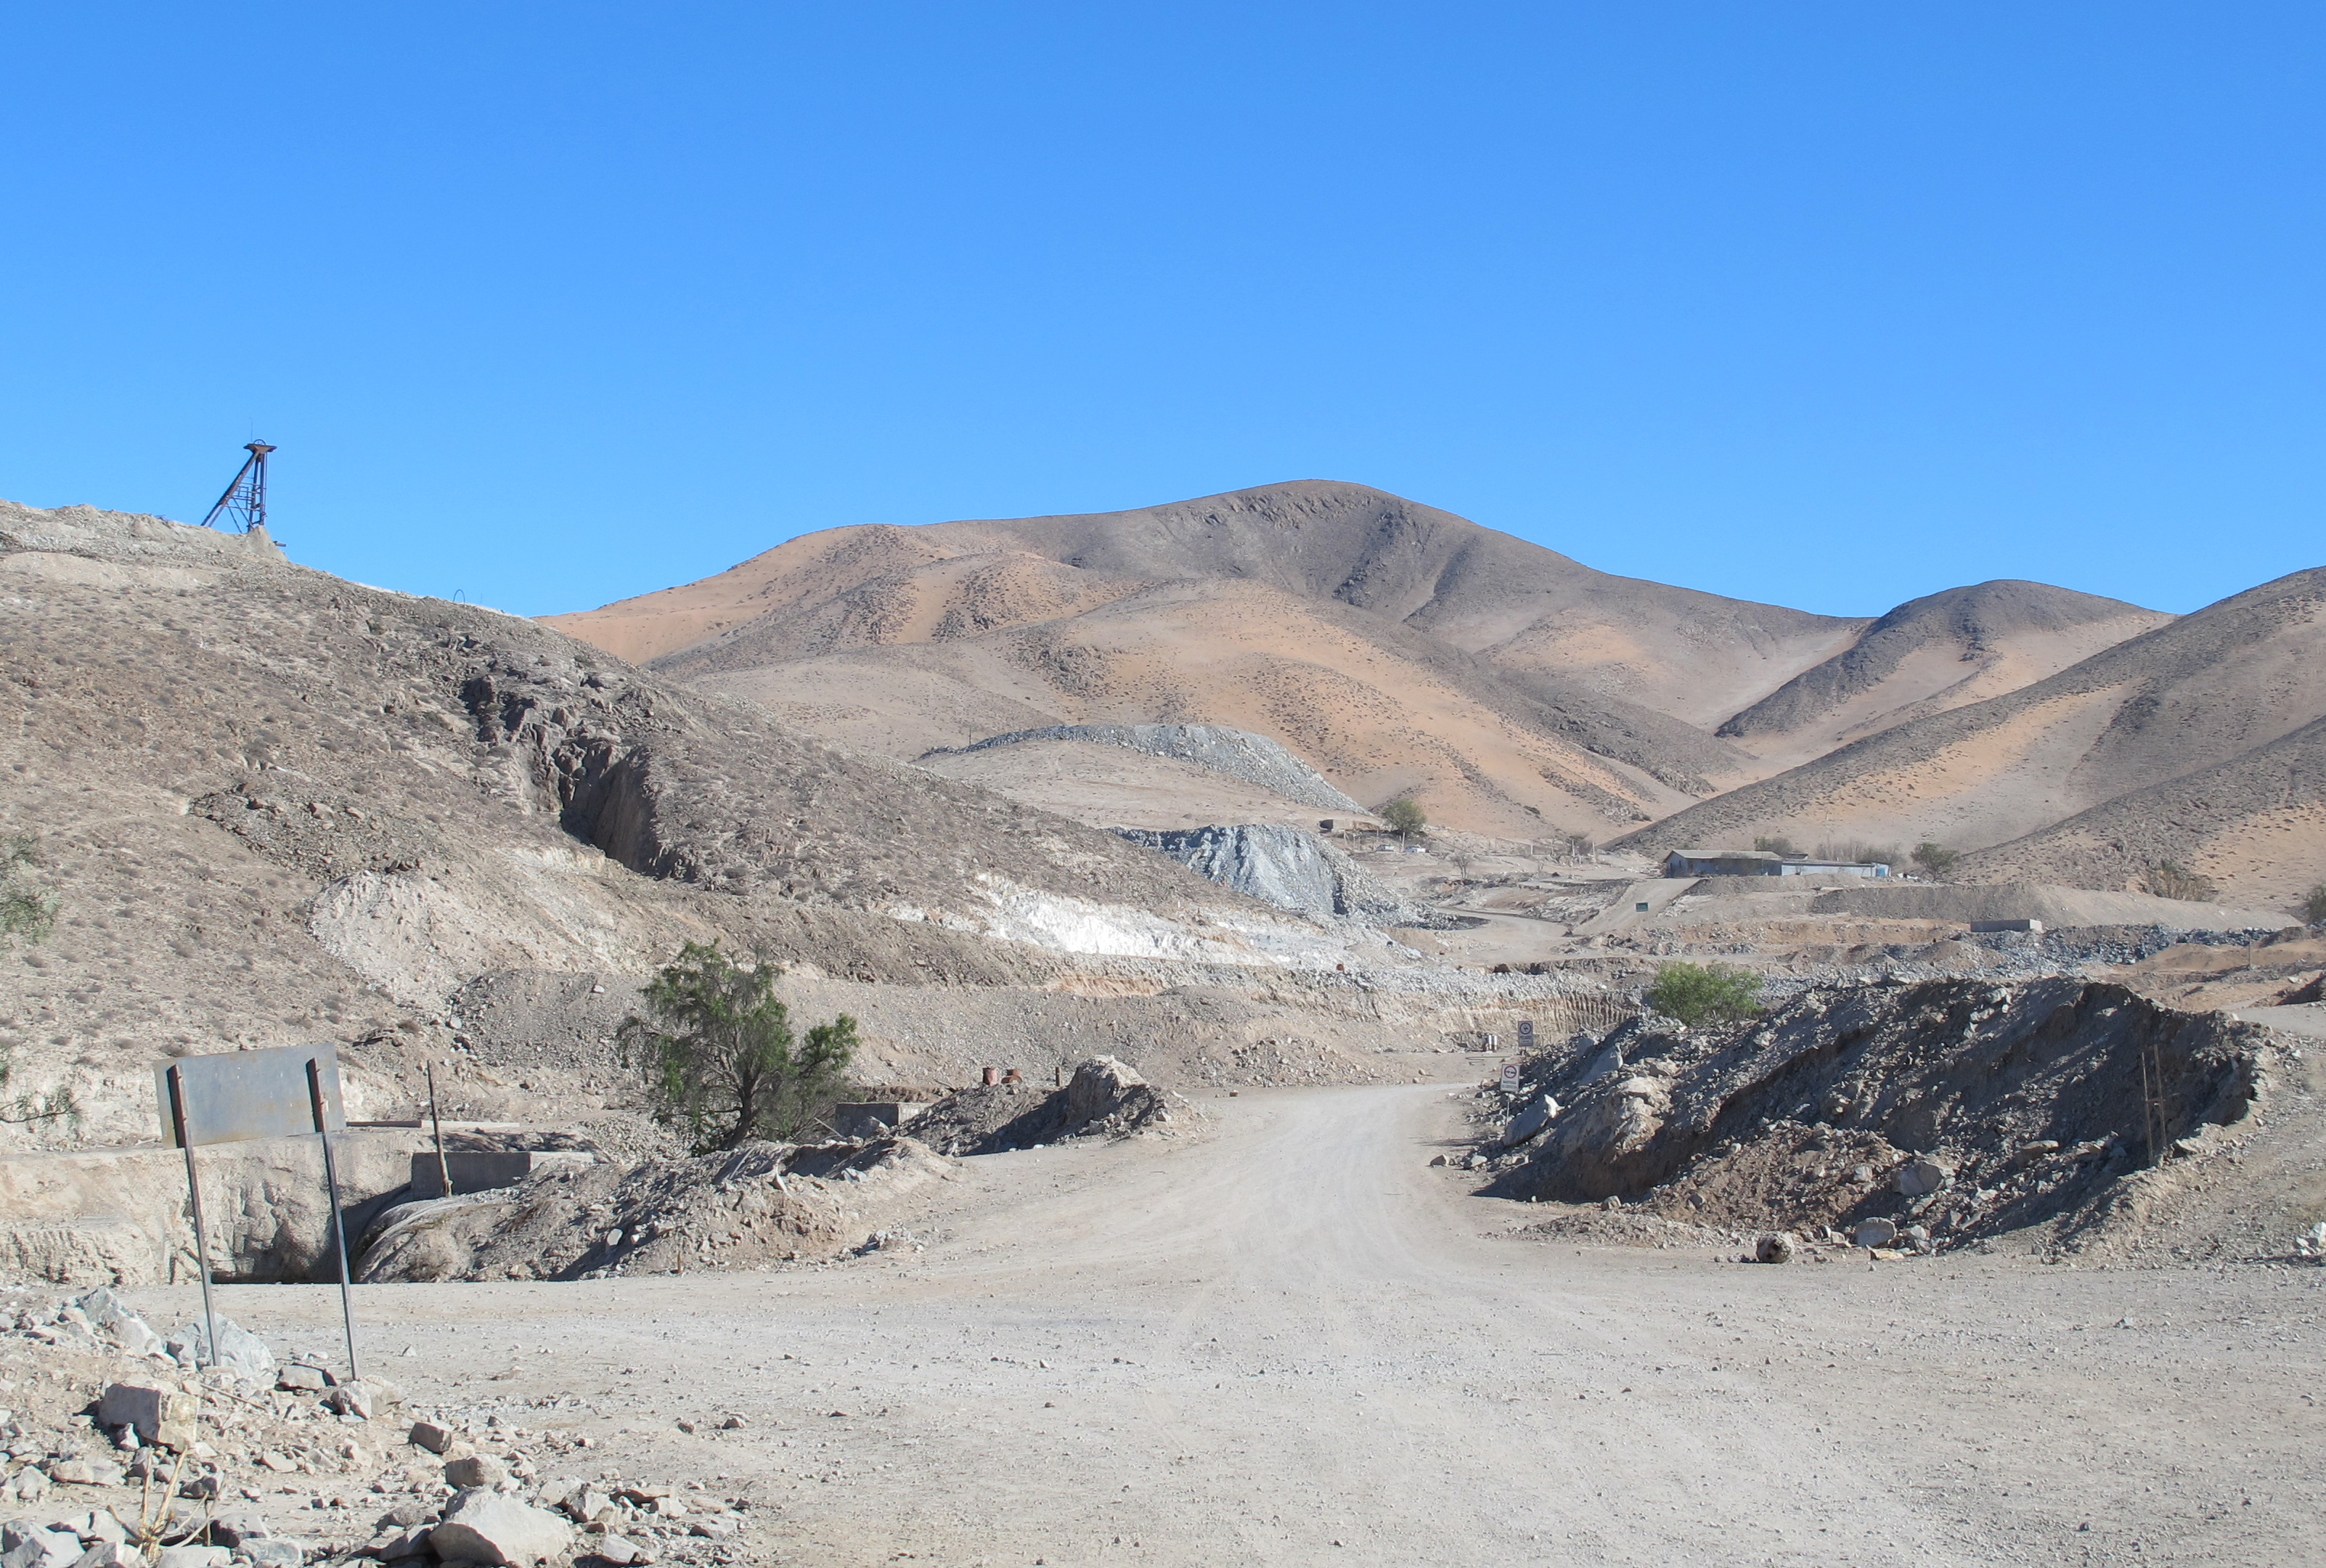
[
  {"xmin": 1715, "ymin": 579, "xmax": 2171, "ymax": 774},
  {"xmin": 134, "ymin": 1080, "xmax": 2326, "ymax": 1567},
  {"xmin": 1618, "ymin": 565, "xmax": 2326, "ymax": 892},
  {"xmin": 547, "ymin": 481, "xmax": 2187, "ymax": 842}
]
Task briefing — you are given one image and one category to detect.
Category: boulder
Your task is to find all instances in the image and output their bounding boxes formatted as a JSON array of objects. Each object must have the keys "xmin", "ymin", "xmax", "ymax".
[
  {"xmin": 242, "ymin": 1543, "xmax": 307, "ymax": 1567},
  {"xmin": 65, "ymin": 1546, "xmax": 142, "ymax": 1568},
  {"xmin": 1895, "ymin": 1157, "xmax": 1951, "ymax": 1199},
  {"xmin": 96, "ymin": 1381, "xmax": 196, "ymax": 1442},
  {"xmin": 277, "ymin": 1366, "xmax": 330, "ymax": 1393},
  {"xmin": 1755, "ymin": 1232, "xmax": 1799, "ymax": 1264},
  {"xmin": 1500, "ymin": 1094, "xmax": 1559, "ymax": 1148},
  {"xmin": 151, "ymin": 1550, "xmax": 229, "ymax": 1568},
  {"xmin": 1852, "ymin": 1217, "xmax": 1900, "ymax": 1249},
  {"xmin": 444, "ymin": 1454, "xmax": 510, "ymax": 1490},
  {"xmin": 163, "ymin": 1318, "xmax": 274, "ymax": 1381},
  {"xmin": 429, "ymin": 1490, "xmax": 573, "ymax": 1566},
  {"xmin": 1064, "ymin": 1056, "xmax": 1146, "ymax": 1128},
  {"xmin": 44, "ymin": 1458, "xmax": 124, "ymax": 1487},
  {"xmin": 0, "ymin": 1523, "xmax": 78, "ymax": 1568},
  {"xmin": 407, "ymin": 1419, "xmax": 456, "ymax": 1454}
]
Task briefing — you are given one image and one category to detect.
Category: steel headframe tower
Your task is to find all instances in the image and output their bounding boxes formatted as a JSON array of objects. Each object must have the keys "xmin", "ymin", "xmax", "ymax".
[{"xmin": 199, "ymin": 440, "xmax": 276, "ymax": 533}]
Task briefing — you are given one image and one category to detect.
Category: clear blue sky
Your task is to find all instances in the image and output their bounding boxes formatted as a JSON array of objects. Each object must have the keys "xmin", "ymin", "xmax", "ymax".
[{"xmin": 4, "ymin": 4, "xmax": 2319, "ymax": 618}]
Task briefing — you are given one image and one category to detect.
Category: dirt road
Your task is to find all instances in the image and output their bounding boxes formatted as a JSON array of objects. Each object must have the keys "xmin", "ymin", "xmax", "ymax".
[{"xmin": 141, "ymin": 1084, "xmax": 2325, "ymax": 1566}]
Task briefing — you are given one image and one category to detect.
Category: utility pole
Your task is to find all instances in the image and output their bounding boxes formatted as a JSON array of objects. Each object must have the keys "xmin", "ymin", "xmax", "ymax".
[{"xmin": 200, "ymin": 441, "xmax": 276, "ymax": 533}]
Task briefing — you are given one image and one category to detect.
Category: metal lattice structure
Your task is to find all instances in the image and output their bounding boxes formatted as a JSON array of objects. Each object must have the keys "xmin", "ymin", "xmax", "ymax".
[{"xmin": 199, "ymin": 440, "xmax": 276, "ymax": 532}]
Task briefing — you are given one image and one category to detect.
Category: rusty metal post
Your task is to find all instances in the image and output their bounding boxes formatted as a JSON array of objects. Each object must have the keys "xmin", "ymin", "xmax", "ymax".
[
  {"xmin": 307, "ymin": 1058, "xmax": 359, "ymax": 1380},
  {"xmin": 165, "ymin": 1065, "xmax": 217, "ymax": 1371}
]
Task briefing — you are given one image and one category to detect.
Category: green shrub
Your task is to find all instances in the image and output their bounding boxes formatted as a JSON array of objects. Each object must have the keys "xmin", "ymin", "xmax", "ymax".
[
  {"xmin": 0, "ymin": 836, "xmax": 56, "ymax": 946},
  {"xmin": 1752, "ymin": 834, "xmax": 1800, "ymax": 857},
  {"xmin": 1645, "ymin": 961, "xmax": 1763, "ymax": 1030},
  {"xmin": 619, "ymin": 942, "xmax": 857, "ymax": 1151},
  {"xmin": 2301, "ymin": 882, "xmax": 2325, "ymax": 926}
]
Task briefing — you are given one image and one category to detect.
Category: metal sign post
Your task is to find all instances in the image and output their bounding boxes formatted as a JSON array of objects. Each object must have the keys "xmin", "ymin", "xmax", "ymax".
[
  {"xmin": 1517, "ymin": 1019, "xmax": 1535, "ymax": 1052},
  {"xmin": 1499, "ymin": 1062, "xmax": 1521, "ymax": 1094},
  {"xmin": 157, "ymin": 1044, "xmax": 355, "ymax": 1377},
  {"xmin": 162, "ymin": 1065, "xmax": 219, "ymax": 1371},
  {"xmin": 306, "ymin": 1058, "xmax": 360, "ymax": 1381}
]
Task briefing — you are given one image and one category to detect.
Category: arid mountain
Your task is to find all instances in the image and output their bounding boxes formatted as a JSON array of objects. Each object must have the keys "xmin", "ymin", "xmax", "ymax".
[
  {"xmin": 1, "ymin": 497, "xmax": 1554, "ymax": 1149},
  {"xmin": 550, "ymin": 481, "xmax": 2190, "ymax": 838},
  {"xmin": 1618, "ymin": 566, "xmax": 2326, "ymax": 905},
  {"xmin": 547, "ymin": 482, "xmax": 1884, "ymax": 835},
  {"xmin": 1953, "ymin": 714, "xmax": 2326, "ymax": 910},
  {"xmin": 1715, "ymin": 580, "xmax": 2172, "ymax": 774}
]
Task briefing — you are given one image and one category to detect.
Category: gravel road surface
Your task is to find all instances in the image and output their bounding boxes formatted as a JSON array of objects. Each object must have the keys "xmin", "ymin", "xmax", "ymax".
[{"xmin": 137, "ymin": 1083, "xmax": 2326, "ymax": 1566}]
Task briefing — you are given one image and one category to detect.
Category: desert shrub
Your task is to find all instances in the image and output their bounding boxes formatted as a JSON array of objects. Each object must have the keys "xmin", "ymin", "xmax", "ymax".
[
  {"xmin": 1911, "ymin": 842, "xmax": 1959, "ymax": 880},
  {"xmin": 1645, "ymin": 961, "xmax": 1763, "ymax": 1030},
  {"xmin": 1, "ymin": 837, "xmax": 57, "ymax": 946},
  {"xmin": 1, "ymin": 839, "xmax": 74, "ymax": 1127},
  {"xmin": 2144, "ymin": 861, "xmax": 2218, "ymax": 903},
  {"xmin": 1378, "ymin": 795, "xmax": 1426, "ymax": 840},
  {"xmin": 1752, "ymin": 834, "xmax": 1800, "ymax": 857},
  {"xmin": 2304, "ymin": 883, "xmax": 2326, "ymax": 926},
  {"xmin": 619, "ymin": 942, "xmax": 857, "ymax": 1151}
]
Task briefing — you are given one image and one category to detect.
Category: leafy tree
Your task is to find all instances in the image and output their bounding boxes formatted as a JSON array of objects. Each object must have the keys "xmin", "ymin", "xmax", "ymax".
[
  {"xmin": 1752, "ymin": 834, "xmax": 1800, "ymax": 857},
  {"xmin": 1378, "ymin": 795, "xmax": 1426, "ymax": 841},
  {"xmin": 1911, "ymin": 842, "xmax": 1959, "ymax": 880},
  {"xmin": 2145, "ymin": 861, "xmax": 2217, "ymax": 903},
  {"xmin": 619, "ymin": 942, "xmax": 857, "ymax": 1151},
  {"xmin": 1645, "ymin": 961, "xmax": 1763, "ymax": 1030},
  {"xmin": 2301, "ymin": 882, "xmax": 2326, "ymax": 926}
]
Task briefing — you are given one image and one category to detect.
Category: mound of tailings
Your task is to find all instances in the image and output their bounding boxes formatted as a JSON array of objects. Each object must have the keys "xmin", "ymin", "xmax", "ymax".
[
  {"xmin": 1485, "ymin": 978, "xmax": 2281, "ymax": 1257},
  {"xmin": 1114, "ymin": 822, "xmax": 1421, "ymax": 924},
  {"xmin": 923, "ymin": 723, "xmax": 1363, "ymax": 814}
]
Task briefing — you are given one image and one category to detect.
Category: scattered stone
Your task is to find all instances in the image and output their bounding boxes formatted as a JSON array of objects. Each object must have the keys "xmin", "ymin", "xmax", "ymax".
[
  {"xmin": 44, "ymin": 1458, "xmax": 125, "ymax": 1487},
  {"xmin": 1427, "ymin": 1153, "xmax": 1448, "ymax": 1167},
  {"xmin": 150, "ymin": 1549, "xmax": 229, "ymax": 1568},
  {"xmin": 65, "ymin": 1546, "xmax": 142, "ymax": 1568},
  {"xmin": 592, "ymin": 1535, "xmax": 648, "ymax": 1566},
  {"xmin": 444, "ymin": 1454, "xmax": 510, "ymax": 1490},
  {"xmin": 258, "ymin": 1452, "xmax": 298, "ymax": 1474},
  {"xmin": 407, "ymin": 1420, "xmax": 455, "ymax": 1454},
  {"xmin": 242, "ymin": 1542, "xmax": 307, "ymax": 1567},
  {"xmin": 277, "ymin": 1366, "xmax": 330, "ymax": 1393},
  {"xmin": 1852, "ymin": 1217, "xmax": 1900, "ymax": 1249},
  {"xmin": 1754, "ymin": 1232, "xmax": 1799, "ymax": 1264},
  {"xmin": 207, "ymin": 1510, "xmax": 270, "ymax": 1548},
  {"xmin": 0, "ymin": 1522, "xmax": 78, "ymax": 1568},
  {"xmin": 717, "ymin": 1415, "xmax": 746, "ymax": 1430},
  {"xmin": 430, "ymin": 1490, "xmax": 574, "ymax": 1566}
]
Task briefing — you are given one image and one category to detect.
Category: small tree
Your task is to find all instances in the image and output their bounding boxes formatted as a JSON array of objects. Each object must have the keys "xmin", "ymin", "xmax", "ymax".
[
  {"xmin": 2145, "ymin": 861, "xmax": 2217, "ymax": 902},
  {"xmin": 2300, "ymin": 882, "xmax": 2326, "ymax": 926},
  {"xmin": 619, "ymin": 942, "xmax": 857, "ymax": 1151},
  {"xmin": 1646, "ymin": 961, "xmax": 1763, "ymax": 1030},
  {"xmin": 1378, "ymin": 795, "xmax": 1426, "ymax": 841},
  {"xmin": 1911, "ymin": 842, "xmax": 1959, "ymax": 881},
  {"xmin": 1752, "ymin": 834, "xmax": 1800, "ymax": 858}
]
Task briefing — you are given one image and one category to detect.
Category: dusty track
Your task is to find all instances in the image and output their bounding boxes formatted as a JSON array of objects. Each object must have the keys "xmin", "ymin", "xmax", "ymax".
[{"xmin": 127, "ymin": 1080, "xmax": 2325, "ymax": 1566}]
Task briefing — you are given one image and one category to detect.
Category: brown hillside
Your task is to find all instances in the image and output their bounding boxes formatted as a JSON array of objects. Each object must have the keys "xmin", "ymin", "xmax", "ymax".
[
  {"xmin": 1616, "ymin": 565, "xmax": 2326, "ymax": 880},
  {"xmin": 1715, "ymin": 579, "xmax": 2171, "ymax": 773},
  {"xmin": 1951, "ymin": 713, "xmax": 2326, "ymax": 911}
]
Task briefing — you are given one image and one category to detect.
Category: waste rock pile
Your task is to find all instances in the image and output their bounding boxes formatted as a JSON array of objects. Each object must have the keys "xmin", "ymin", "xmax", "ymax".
[
  {"xmin": 3, "ymin": 1286, "xmax": 764, "ymax": 1567},
  {"xmin": 356, "ymin": 1137, "xmax": 955, "ymax": 1284},
  {"xmin": 907, "ymin": 1055, "xmax": 1192, "ymax": 1156},
  {"xmin": 1471, "ymin": 977, "xmax": 2282, "ymax": 1254}
]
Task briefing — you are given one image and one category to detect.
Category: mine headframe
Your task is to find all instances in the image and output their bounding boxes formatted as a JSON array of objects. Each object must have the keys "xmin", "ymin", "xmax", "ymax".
[{"xmin": 199, "ymin": 440, "xmax": 276, "ymax": 532}]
